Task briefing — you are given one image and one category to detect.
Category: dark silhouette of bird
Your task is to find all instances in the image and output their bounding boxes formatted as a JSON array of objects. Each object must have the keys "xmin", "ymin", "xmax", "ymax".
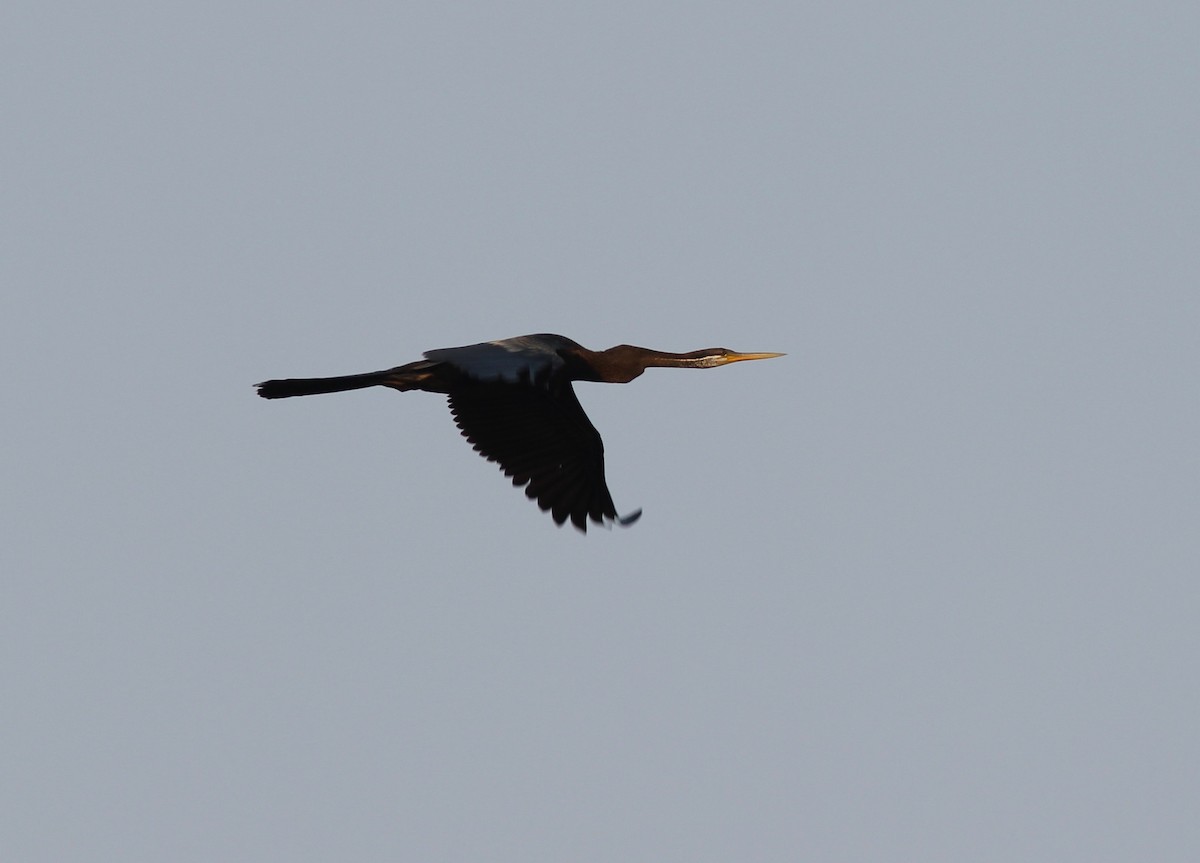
[{"xmin": 256, "ymin": 334, "xmax": 783, "ymax": 532}]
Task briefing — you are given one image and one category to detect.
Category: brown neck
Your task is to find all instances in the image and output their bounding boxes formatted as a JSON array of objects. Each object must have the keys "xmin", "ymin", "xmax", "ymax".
[{"xmin": 575, "ymin": 345, "xmax": 717, "ymax": 383}]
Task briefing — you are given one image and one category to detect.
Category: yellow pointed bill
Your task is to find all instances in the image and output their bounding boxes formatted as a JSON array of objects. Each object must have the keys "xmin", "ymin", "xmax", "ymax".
[{"xmin": 719, "ymin": 351, "xmax": 786, "ymax": 365}]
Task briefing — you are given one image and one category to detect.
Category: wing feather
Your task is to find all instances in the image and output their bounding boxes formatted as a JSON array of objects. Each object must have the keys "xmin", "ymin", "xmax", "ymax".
[
  {"xmin": 446, "ymin": 379, "xmax": 623, "ymax": 532},
  {"xmin": 425, "ymin": 335, "xmax": 580, "ymax": 384}
]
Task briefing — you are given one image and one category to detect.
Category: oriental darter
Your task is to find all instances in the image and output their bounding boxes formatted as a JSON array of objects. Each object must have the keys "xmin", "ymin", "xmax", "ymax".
[{"xmin": 256, "ymin": 334, "xmax": 783, "ymax": 532}]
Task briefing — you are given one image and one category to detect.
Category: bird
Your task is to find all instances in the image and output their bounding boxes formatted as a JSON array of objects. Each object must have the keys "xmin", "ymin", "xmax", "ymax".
[{"xmin": 256, "ymin": 334, "xmax": 783, "ymax": 532}]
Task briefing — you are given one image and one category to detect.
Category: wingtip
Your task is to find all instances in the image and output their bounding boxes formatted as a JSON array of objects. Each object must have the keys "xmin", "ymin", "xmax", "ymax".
[{"xmin": 617, "ymin": 508, "xmax": 642, "ymax": 527}]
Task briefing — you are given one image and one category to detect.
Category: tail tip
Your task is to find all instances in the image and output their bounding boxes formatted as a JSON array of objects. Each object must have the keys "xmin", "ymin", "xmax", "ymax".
[{"xmin": 255, "ymin": 380, "xmax": 287, "ymax": 399}]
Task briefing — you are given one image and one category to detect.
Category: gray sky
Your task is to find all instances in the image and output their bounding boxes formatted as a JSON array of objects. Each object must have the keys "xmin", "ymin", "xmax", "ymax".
[{"xmin": 4, "ymin": 1, "xmax": 1198, "ymax": 860}]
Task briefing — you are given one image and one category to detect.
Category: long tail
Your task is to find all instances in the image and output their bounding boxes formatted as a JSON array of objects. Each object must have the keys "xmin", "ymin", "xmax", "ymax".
[
  {"xmin": 255, "ymin": 370, "xmax": 395, "ymax": 399},
  {"xmin": 256, "ymin": 360, "xmax": 443, "ymax": 399}
]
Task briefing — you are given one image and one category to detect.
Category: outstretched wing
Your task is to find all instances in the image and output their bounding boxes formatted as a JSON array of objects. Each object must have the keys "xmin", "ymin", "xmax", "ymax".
[{"xmin": 446, "ymin": 380, "xmax": 640, "ymax": 532}]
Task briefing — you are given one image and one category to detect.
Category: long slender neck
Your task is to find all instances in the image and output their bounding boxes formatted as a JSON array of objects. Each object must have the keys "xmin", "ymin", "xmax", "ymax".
[{"xmin": 575, "ymin": 345, "xmax": 716, "ymax": 383}]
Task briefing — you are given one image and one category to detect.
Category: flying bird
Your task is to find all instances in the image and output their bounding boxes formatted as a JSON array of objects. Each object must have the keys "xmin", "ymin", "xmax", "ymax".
[{"xmin": 256, "ymin": 334, "xmax": 783, "ymax": 532}]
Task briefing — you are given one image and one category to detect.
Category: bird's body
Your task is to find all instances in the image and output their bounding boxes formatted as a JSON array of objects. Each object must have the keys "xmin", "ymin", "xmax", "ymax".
[{"xmin": 256, "ymin": 334, "xmax": 782, "ymax": 531}]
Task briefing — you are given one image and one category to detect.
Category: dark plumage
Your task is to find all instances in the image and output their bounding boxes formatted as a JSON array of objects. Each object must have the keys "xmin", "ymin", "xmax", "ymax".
[{"xmin": 256, "ymin": 334, "xmax": 782, "ymax": 531}]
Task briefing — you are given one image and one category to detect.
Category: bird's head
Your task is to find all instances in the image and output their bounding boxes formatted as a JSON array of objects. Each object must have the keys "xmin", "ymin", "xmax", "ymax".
[{"xmin": 686, "ymin": 348, "xmax": 787, "ymax": 368}]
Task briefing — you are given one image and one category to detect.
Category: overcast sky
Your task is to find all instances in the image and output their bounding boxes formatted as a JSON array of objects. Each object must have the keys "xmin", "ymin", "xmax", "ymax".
[{"xmin": 4, "ymin": 2, "xmax": 1198, "ymax": 860}]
